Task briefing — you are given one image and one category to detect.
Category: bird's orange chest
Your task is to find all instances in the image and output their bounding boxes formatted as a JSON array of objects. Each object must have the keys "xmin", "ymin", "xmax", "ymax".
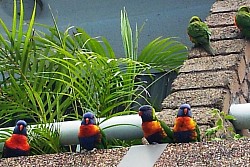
[
  {"xmin": 173, "ymin": 117, "xmax": 196, "ymax": 132},
  {"xmin": 141, "ymin": 121, "xmax": 164, "ymax": 138},
  {"xmin": 5, "ymin": 134, "xmax": 30, "ymax": 151},
  {"xmin": 78, "ymin": 125, "xmax": 100, "ymax": 138}
]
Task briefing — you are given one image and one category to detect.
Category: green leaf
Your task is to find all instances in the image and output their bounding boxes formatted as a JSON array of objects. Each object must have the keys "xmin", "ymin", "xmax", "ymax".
[
  {"xmin": 211, "ymin": 137, "xmax": 223, "ymax": 141},
  {"xmin": 224, "ymin": 115, "xmax": 236, "ymax": 120},
  {"xmin": 205, "ymin": 127, "xmax": 218, "ymax": 136},
  {"xmin": 216, "ymin": 118, "xmax": 223, "ymax": 127},
  {"xmin": 233, "ymin": 134, "xmax": 242, "ymax": 140}
]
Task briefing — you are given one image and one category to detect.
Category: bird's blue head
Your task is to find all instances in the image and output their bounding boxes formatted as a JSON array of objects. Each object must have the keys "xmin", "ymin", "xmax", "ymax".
[
  {"xmin": 81, "ymin": 112, "xmax": 96, "ymax": 125},
  {"xmin": 177, "ymin": 104, "xmax": 192, "ymax": 117},
  {"xmin": 138, "ymin": 105, "xmax": 156, "ymax": 122},
  {"xmin": 13, "ymin": 120, "xmax": 28, "ymax": 136}
]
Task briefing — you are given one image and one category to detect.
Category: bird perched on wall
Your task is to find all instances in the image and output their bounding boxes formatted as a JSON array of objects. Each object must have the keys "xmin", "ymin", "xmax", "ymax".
[
  {"xmin": 235, "ymin": 6, "xmax": 250, "ymax": 39},
  {"xmin": 187, "ymin": 15, "xmax": 215, "ymax": 55},
  {"xmin": 138, "ymin": 105, "xmax": 173, "ymax": 144},
  {"xmin": 2, "ymin": 120, "xmax": 30, "ymax": 158},
  {"xmin": 173, "ymin": 104, "xmax": 200, "ymax": 143},
  {"xmin": 78, "ymin": 112, "xmax": 106, "ymax": 152}
]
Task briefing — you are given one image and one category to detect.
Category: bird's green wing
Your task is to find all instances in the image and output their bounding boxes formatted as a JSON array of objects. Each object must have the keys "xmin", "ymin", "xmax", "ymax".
[
  {"xmin": 187, "ymin": 21, "xmax": 211, "ymax": 45},
  {"xmin": 188, "ymin": 21, "xmax": 215, "ymax": 55},
  {"xmin": 98, "ymin": 128, "xmax": 108, "ymax": 149},
  {"xmin": 151, "ymin": 107, "xmax": 157, "ymax": 121},
  {"xmin": 195, "ymin": 124, "xmax": 201, "ymax": 142},
  {"xmin": 236, "ymin": 12, "xmax": 250, "ymax": 29},
  {"xmin": 159, "ymin": 120, "xmax": 174, "ymax": 142},
  {"xmin": 2, "ymin": 144, "xmax": 7, "ymax": 158},
  {"xmin": 236, "ymin": 12, "xmax": 250, "ymax": 39}
]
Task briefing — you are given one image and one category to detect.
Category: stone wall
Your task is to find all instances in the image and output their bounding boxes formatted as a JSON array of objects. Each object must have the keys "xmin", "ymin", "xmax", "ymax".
[{"xmin": 157, "ymin": 0, "xmax": 250, "ymax": 139}]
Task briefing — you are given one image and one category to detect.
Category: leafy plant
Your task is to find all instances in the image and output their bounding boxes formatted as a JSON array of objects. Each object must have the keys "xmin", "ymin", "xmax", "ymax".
[
  {"xmin": 0, "ymin": 0, "xmax": 74, "ymax": 156},
  {"xmin": 0, "ymin": 0, "xmax": 188, "ymax": 155},
  {"xmin": 28, "ymin": 123, "xmax": 65, "ymax": 155},
  {"xmin": 121, "ymin": 8, "xmax": 187, "ymax": 71},
  {"xmin": 0, "ymin": 0, "xmax": 75, "ymax": 126},
  {"xmin": 205, "ymin": 108, "xmax": 243, "ymax": 141},
  {"xmin": 108, "ymin": 138, "xmax": 142, "ymax": 148},
  {"xmin": 120, "ymin": 8, "xmax": 187, "ymax": 109},
  {"xmin": 0, "ymin": 0, "xmax": 148, "ymax": 155}
]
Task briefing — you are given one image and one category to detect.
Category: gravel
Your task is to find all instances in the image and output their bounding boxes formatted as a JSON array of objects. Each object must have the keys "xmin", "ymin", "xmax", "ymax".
[
  {"xmin": 154, "ymin": 138, "xmax": 250, "ymax": 167},
  {"xmin": 1, "ymin": 139, "xmax": 250, "ymax": 166},
  {"xmin": 0, "ymin": 148, "xmax": 128, "ymax": 167}
]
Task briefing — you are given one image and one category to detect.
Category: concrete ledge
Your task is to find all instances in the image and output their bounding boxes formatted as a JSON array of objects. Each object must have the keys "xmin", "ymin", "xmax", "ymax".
[
  {"xmin": 162, "ymin": 88, "xmax": 229, "ymax": 110},
  {"xmin": 210, "ymin": 0, "xmax": 249, "ymax": 13},
  {"xmin": 180, "ymin": 54, "xmax": 240, "ymax": 73},
  {"xmin": 212, "ymin": 39, "xmax": 245, "ymax": 55},
  {"xmin": 188, "ymin": 39, "xmax": 245, "ymax": 58},
  {"xmin": 211, "ymin": 26, "xmax": 241, "ymax": 40},
  {"xmin": 206, "ymin": 12, "xmax": 236, "ymax": 27},
  {"xmin": 172, "ymin": 70, "xmax": 239, "ymax": 91}
]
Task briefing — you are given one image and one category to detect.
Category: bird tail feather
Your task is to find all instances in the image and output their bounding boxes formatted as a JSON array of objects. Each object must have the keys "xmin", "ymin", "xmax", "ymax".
[{"xmin": 203, "ymin": 44, "xmax": 215, "ymax": 55}]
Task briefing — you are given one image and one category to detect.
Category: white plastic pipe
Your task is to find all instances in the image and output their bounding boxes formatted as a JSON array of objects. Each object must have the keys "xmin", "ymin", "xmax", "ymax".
[
  {"xmin": 229, "ymin": 103, "xmax": 250, "ymax": 130},
  {"xmin": 59, "ymin": 114, "xmax": 143, "ymax": 145},
  {"xmin": 0, "ymin": 114, "xmax": 143, "ymax": 147}
]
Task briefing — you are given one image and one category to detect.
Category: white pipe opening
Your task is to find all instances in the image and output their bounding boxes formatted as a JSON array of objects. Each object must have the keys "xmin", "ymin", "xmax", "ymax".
[{"xmin": 229, "ymin": 103, "xmax": 250, "ymax": 130}]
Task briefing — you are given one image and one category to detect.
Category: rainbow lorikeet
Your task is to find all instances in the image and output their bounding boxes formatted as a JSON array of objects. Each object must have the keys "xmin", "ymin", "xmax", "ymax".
[
  {"xmin": 2, "ymin": 120, "xmax": 30, "ymax": 158},
  {"xmin": 78, "ymin": 112, "xmax": 107, "ymax": 152},
  {"xmin": 187, "ymin": 16, "xmax": 215, "ymax": 55},
  {"xmin": 138, "ymin": 105, "xmax": 174, "ymax": 144},
  {"xmin": 173, "ymin": 104, "xmax": 200, "ymax": 143},
  {"xmin": 235, "ymin": 6, "xmax": 250, "ymax": 39}
]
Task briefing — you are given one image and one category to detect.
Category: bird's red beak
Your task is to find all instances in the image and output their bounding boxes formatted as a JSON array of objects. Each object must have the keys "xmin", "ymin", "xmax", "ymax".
[
  {"xmin": 184, "ymin": 108, "xmax": 188, "ymax": 115},
  {"xmin": 85, "ymin": 118, "xmax": 89, "ymax": 125},
  {"xmin": 19, "ymin": 125, "xmax": 24, "ymax": 131},
  {"xmin": 138, "ymin": 111, "xmax": 142, "ymax": 116}
]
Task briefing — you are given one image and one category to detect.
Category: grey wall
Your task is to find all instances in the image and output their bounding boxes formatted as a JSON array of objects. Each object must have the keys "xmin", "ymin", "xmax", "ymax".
[{"xmin": 0, "ymin": 0, "xmax": 215, "ymax": 56}]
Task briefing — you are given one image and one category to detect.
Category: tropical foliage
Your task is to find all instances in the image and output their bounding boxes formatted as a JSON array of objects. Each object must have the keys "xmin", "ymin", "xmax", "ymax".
[
  {"xmin": 0, "ymin": 0, "xmax": 187, "ymax": 155},
  {"xmin": 205, "ymin": 108, "xmax": 243, "ymax": 141},
  {"xmin": 121, "ymin": 7, "xmax": 187, "ymax": 71}
]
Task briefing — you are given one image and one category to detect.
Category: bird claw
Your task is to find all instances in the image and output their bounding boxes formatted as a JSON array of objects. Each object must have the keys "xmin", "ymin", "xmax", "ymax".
[
  {"xmin": 80, "ymin": 149, "xmax": 88, "ymax": 153},
  {"xmin": 90, "ymin": 148, "xmax": 97, "ymax": 152},
  {"xmin": 80, "ymin": 148, "xmax": 97, "ymax": 154},
  {"xmin": 151, "ymin": 142, "xmax": 159, "ymax": 145},
  {"xmin": 141, "ymin": 137, "xmax": 149, "ymax": 145}
]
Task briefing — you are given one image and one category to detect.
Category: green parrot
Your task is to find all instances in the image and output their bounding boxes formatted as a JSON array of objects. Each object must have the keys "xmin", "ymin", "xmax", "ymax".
[
  {"xmin": 187, "ymin": 16, "xmax": 215, "ymax": 55},
  {"xmin": 138, "ymin": 105, "xmax": 174, "ymax": 144},
  {"xmin": 235, "ymin": 6, "xmax": 250, "ymax": 39}
]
